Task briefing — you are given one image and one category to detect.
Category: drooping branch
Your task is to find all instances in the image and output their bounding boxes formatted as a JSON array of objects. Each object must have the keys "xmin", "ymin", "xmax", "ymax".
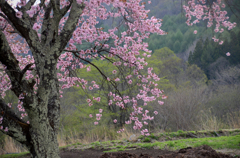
[{"xmin": 70, "ymin": 50, "xmax": 128, "ymax": 106}]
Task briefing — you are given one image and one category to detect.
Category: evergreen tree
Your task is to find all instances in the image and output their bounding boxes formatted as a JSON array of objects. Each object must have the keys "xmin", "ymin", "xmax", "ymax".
[
  {"xmin": 188, "ymin": 51, "xmax": 194, "ymax": 65},
  {"xmin": 173, "ymin": 40, "xmax": 181, "ymax": 53},
  {"xmin": 175, "ymin": 29, "xmax": 184, "ymax": 42},
  {"xmin": 191, "ymin": 38, "xmax": 203, "ymax": 68},
  {"xmin": 228, "ymin": 31, "xmax": 240, "ymax": 65},
  {"xmin": 238, "ymin": 31, "xmax": 240, "ymax": 46}
]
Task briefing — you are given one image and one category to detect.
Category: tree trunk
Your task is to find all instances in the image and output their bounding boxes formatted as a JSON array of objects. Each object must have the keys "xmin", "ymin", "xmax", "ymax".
[
  {"xmin": 24, "ymin": 60, "xmax": 61, "ymax": 158},
  {"xmin": 28, "ymin": 126, "xmax": 60, "ymax": 158},
  {"xmin": 25, "ymin": 95, "xmax": 60, "ymax": 158}
]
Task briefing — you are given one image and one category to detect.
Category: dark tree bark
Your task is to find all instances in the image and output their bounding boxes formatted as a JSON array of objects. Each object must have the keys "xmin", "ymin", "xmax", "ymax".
[{"xmin": 0, "ymin": 0, "xmax": 84, "ymax": 157}]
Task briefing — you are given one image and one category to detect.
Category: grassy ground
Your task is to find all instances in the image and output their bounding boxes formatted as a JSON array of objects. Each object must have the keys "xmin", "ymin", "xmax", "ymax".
[{"xmin": 1, "ymin": 129, "xmax": 240, "ymax": 158}]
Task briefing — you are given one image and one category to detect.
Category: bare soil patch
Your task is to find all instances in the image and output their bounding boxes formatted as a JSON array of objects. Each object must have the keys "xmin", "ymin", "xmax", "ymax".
[
  {"xmin": 100, "ymin": 145, "xmax": 239, "ymax": 158},
  {"xmin": 20, "ymin": 145, "xmax": 239, "ymax": 158}
]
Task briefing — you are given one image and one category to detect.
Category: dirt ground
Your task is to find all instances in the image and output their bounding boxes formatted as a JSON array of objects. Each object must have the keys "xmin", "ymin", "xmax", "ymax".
[{"xmin": 21, "ymin": 145, "xmax": 239, "ymax": 158}]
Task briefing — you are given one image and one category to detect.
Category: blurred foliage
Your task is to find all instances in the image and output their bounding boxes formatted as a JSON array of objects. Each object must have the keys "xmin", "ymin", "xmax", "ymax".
[
  {"xmin": 206, "ymin": 84, "xmax": 240, "ymax": 120},
  {"xmin": 189, "ymin": 30, "xmax": 240, "ymax": 79}
]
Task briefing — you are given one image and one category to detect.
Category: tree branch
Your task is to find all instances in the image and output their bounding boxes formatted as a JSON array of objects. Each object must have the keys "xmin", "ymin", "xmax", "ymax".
[
  {"xmin": 60, "ymin": 0, "xmax": 73, "ymax": 17},
  {"xmin": 0, "ymin": 0, "xmax": 30, "ymax": 39},
  {"xmin": 0, "ymin": 0, "xmax": 41, "ymax": 53},
  {"xmin": 0, "ymin": 98, "xmax": 30, "ymax": 146},
  {"xmin": 17, "ymin": 0, "xmax": 36, "ymax": 11},
  {"xmin": 57, "ymin": 0, "xmax": 85, "ymax": 53},
  {"xmin": 0, "ymin": 31, "xmax": 22, "ymax": 95},
  {"xmin": 50, "ymin": 0, "xmax": 60, "ymax": 16},
  {"xmin": 70, "ymin": 51, "xmax": 126, "ymax": 102},
  {"xmin": 40, "ymin": 2, "xmax": 54, "ymax": 44},
  {"xmin": 0, "ymin": 31, "xmax": 35, "ymax": 102}
]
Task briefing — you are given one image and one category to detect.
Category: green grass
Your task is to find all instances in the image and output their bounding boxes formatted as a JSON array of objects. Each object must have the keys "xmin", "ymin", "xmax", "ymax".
[
  {"xmin": 103, "ymin": 149, "xmax": 118, "ymax": 153},
  {"xmin": 142, "ymin": 137, "xmax": 151, "ymax": 142},
  {"xmin": 135, "ymin": 135, "xmax": 240, "ymax": 150},
  {"xmin": 148, "ymin": 133, "xmax": 159, "ymax": 139},
  {"xmin": 0, "ymin": 152, "xmax": 30, "ymax": 158}
]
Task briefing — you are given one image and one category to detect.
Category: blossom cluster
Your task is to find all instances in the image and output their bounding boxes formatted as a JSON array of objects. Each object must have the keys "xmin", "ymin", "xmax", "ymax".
[{"xmin": 184, "ymin": 0, "xmax": 236, "ymax": 45}]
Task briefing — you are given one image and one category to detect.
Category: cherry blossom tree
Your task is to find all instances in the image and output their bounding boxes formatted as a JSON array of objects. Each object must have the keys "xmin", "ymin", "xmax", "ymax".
[
  {"xmin": 0, "ymin": 0, "xmax": 236, "ymax": 157},
  {"xmin": 0, "ymin": 0, "xmax": 165, "ymax": 157}
]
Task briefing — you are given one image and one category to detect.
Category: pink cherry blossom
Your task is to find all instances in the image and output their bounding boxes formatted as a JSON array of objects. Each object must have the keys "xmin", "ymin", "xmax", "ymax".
[
  {"xmin": 184, "ymin": 0, "xmax": 236, "ymax": 45},
  {"xmin": 4, "ymin": 127, "xmax": 8, "ymax": 132},
  {"xmin": 162, "ymin": 95, "xmax": 168, "ymax": 99},
  {"xmin": 33, "ymin": 23, "xmax": 41, "ymax": 31},
  {"xmin": 113, "ymin": 119, "xmax": 117, "ymax": 123},
  {"xmin": 114, "ymin": 78, "xmax": 120, "ymax": 82},
  {"xmin": 87, "ymin": 66, "xmax": 91, "ymax": 72},
  {"xmin": 128, "ymin": 80, "xmax": 132, "ymax": 84},
  {"xmin": 226, "ymin": 52, "xmax": 230, "ymax": 56},
  {"xmin": 158, "ymin": 101, "xmax": 164, "ymax": 105},
  {"xmin": 112, "ymin": 70, "xmax": 117, "ymax": 74},
  {"xmin": 16, "ymin": 11, "xmax": 23, "ymax": 18}
]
